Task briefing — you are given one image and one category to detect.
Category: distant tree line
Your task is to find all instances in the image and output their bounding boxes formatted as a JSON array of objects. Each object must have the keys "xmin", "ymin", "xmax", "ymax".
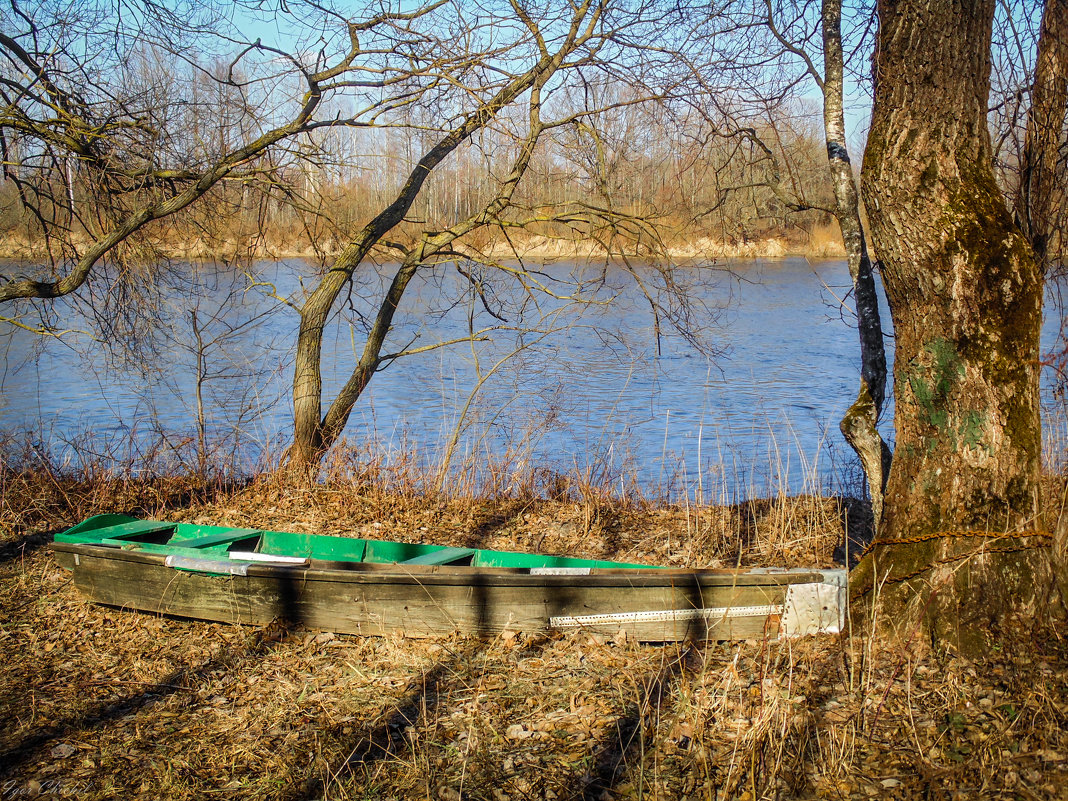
[{"xmin": 0, "ymin": 79, "xmax": 837, "ymax": 260}]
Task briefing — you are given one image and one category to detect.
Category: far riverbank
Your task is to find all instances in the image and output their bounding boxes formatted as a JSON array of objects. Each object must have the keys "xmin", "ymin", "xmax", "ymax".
[{"xmin": 0, "ymin": 230, "xmax": 846, "ymax": 265}]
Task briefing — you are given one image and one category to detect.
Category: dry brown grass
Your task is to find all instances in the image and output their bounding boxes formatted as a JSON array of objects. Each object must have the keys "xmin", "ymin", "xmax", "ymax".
[
  {"xmin": 2, "ymin": 460, "xmax": 1066, "ymax": 800},
  {"xmin": 0, "ymin": 228, "xmax": 840, "ymax": 267},
  {"xmin": 804, "ymin": 223, "xmax": 848, "ymax": 259}
]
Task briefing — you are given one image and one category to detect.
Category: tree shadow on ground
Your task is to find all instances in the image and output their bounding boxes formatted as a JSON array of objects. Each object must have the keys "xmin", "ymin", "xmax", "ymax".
[
  {"xmin": 283, "ymin": 661, "xmax": 454, "ymax": 801},
  {"xmin": 834, "ymin": 495, "xmax": 874, "ymax": 567},
  {"xmin": 0, "ymin": 564, "xmax": 306, "ymax": 780},
  {"xmin": 576, "ymin": 646, "xmax": 696, "ymax": 800},
  {"xmin": 0, "ymin": 528, "xmax": 59, "ymax": 566},
  {"xmin": 0, "ymin": 619, "xmax": 294, "ymax": 780},
  {"xmin": 283, "ymin": 634, "xmax": 550, "ymax": 801},
  {"xmin": 461, "ymin": 499, "xmax": 531, "ymax": 548}
]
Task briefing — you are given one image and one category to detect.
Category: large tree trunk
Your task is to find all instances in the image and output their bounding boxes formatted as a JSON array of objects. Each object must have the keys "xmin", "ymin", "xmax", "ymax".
[{"xmin": 856, "ymin": 0, "xmax": 1055, "ymax": 652}]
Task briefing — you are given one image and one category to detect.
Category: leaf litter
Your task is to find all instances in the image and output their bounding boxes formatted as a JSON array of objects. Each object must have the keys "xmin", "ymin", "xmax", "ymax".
[{"xmin": 1, "ymin": 473, "xmax": 1066, "ymax": 799}]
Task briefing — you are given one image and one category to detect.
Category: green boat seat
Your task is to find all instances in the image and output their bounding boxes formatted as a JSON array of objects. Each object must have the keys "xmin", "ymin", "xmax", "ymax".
[
  {"xmin": 171, "ymin": 529, "xmax": 263, "ymax": 549},
  {"xmin": 97, "ymin": 521, "xmax": 177, "ymax": 545},
  {"xmin": 400, "ymin": 547, "xmax": 477, "ymax": 566}
]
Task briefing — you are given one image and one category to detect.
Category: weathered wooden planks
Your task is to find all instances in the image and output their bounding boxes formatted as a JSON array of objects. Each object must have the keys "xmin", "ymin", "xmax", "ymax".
[{"xmin": 53, "ymin": 542, "xmax": 844, "ymax": 641}]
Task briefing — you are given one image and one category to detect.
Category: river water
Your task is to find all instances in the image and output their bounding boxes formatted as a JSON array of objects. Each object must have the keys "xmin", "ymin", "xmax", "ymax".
[{"xmin": 1, "ymin": 258, "xmax": 1062, "ymax": 500}]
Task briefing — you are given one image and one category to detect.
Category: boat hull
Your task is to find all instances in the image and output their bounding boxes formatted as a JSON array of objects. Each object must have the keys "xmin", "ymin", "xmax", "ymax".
[{"xmin": 53, "ymin": 542, "xmax": 845, "ymax": 641}]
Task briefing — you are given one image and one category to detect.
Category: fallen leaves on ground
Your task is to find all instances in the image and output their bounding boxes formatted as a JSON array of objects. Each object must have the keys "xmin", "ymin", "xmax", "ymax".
[{"xmin": 1, "ymin": 475, "xmax": 1065, "ymax": 799}]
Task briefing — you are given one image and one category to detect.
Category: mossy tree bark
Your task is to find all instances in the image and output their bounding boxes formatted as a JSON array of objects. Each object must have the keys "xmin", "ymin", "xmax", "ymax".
[{"xmin": 856, "ymin": 0, "xmax": 1055, "ymax": 652}]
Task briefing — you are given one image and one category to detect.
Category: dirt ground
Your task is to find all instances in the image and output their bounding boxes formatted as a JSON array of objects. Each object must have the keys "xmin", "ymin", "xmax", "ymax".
[{"xmin": 2, "ymin": 476, "xmax": 1066, "ymax": 800}]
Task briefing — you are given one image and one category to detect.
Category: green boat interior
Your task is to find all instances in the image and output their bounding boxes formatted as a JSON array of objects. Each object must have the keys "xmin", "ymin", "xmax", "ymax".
[{"xmin": 56, "ymin": 514, "xmax": 658, "ymax": 572}]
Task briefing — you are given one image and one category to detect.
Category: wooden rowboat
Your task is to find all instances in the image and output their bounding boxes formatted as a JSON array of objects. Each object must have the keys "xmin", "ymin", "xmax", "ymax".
[{"xmin": 53, "ymin": 514, "xmax": 846, "ymax": 641}]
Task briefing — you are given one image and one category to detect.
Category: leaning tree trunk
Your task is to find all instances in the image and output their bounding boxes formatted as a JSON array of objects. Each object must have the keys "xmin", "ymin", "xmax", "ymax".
[
  {"xmin": 287, "ymin": 36, "xmax": 575, "ymax": 471},
  {"xmin": 1015, "ymin": 0, "xmax": 1068, "ymax": 273},
  {"xmin": 1015, "ymin": 0, "xmax": 1068, "ymax": 611},
  {"xmin": 856, "ymin": 0, "xmax": 1055, "ymax": 652},
  {"xmin": 821, "ymin": 0, "xmax": 890, "ymax": 530}
]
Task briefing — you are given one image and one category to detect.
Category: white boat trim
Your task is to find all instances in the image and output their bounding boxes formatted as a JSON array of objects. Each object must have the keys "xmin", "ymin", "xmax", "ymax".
[{"xmin": 550, "ymin": 604, "xmax": 784, "ymax": 628}]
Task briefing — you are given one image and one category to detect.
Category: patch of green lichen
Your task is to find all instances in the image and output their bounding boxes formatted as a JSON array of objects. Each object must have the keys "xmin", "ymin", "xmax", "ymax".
[
  {"xmin": 907, "ymin": 338, "xmax": 963, "ymax": 428},
  {"xmin": 960, "ymin": 410, "xmax": 989, "ymax": 450},
  {"xmin": 904, "ymin": 338, "xmax": 994, "ymax": 455}
]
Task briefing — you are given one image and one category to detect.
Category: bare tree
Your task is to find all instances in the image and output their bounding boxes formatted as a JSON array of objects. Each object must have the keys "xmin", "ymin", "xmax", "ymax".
[
  {"xmin": 286, "ymin": 0, "xmax": 720, "ymax": 468},
  {"xmin": 1, "ymin": 1, "xmax": 735, "ymax": 475},
  {"xmin": 816, "ymin": 0, "xmax": 890, "ymax": 528},
  {"xmin": 0, "ymin": 1, "xmax": 490, "ymax": 318}
]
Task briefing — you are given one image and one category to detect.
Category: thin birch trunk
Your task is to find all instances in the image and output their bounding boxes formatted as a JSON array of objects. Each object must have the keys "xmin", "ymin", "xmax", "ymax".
[{"xmin": 821, "ymin": 0, "xmax": 891, "ymax": 530}]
